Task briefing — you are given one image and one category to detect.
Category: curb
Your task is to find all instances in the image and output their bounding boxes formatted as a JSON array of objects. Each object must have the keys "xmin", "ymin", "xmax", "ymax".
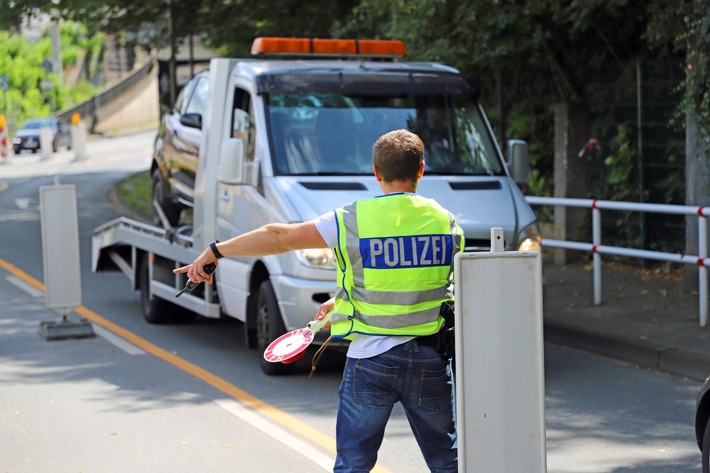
[{"xmin": 544, "ymin": 321, "xmax": 709, "ymax": 382}]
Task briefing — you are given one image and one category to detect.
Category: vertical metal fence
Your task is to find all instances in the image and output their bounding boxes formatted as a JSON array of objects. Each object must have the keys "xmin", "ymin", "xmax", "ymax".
[{"xmin": 525, "ymin": 196, "xmax": 709, "ymax": 327}]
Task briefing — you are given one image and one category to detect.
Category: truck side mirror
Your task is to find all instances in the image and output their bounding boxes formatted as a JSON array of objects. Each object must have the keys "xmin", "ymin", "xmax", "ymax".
[
  {"xmin": 218, "ymin": 138, "xmax": 245, "ymax": 184},
  {"xmin": 506, "ymin": 139, "xmax": 531, "ymax": 185},
  {"xmin": 180, "ymin": 113, "xmax": 203, "ymax": 130}
]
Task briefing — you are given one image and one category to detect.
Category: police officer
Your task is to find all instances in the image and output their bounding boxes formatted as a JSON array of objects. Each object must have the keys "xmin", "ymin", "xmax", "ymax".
[{"xmin": 175, "ymin": 129, "xmax": 463, "ymax": 472}]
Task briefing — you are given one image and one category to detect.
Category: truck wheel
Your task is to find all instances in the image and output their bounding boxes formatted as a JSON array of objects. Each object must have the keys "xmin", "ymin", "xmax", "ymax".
[
  {"xmin": 151, "ymin": 170, "xmax": 181, "ymax": 227},
  {"xmin": 139, "ymin": 256, "xmax": 172, "ymax": 324},
  {"xmin": 256, "ymin": 280, "xmax": 295, "ymax": 375},
  {"xmin": 703, "ymin": 416, "xmax": 710, "ymax": 473}
]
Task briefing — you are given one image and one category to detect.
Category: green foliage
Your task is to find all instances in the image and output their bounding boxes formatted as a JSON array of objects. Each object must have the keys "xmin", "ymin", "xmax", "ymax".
[
  {"xmin": 601, "ymin": 123, "xmax": 637, "ymax": 202},
  {"xmin": 675, "ymin": 8, "xmax": 710, "ymax": 136},
  {"xmin": 117, "ymin": 170, "xmax": 152, "ymax": 218},
  {"xmin": 0, "ymin": 23, "xmax": 102, "ymax": 132},
  {"xmin": 644, "ymin": 0, "xmax": 709, "ymax": 134},
  {"xmin": 3, "ymin": 0, "xmax": 706, "ymax": 213},
  {"xmin": 583, "ymin": 123, "xmax": 637, "ymax": 202}
]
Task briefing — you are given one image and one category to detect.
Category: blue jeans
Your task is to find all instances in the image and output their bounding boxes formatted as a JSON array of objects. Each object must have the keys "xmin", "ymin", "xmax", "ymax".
[{"xmin": 333, "ymin": 339, "xmax": 457, "ymax": 473}]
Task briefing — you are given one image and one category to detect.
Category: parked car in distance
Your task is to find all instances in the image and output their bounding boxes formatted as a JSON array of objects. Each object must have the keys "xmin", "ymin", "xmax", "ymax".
[
  {"xmin": 151, "ymin": 70, "xmax": 209, "ymax": 227},
  {"xmin": 12, "ymin": 117, "xmax": 72, "ymax": 154},
  {"xmin": 695, "ymin": 376, "xmax": 710, "ymax": 472}
]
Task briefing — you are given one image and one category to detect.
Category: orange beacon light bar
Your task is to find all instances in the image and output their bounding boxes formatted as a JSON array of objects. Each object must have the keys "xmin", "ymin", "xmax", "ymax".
[{"xmin": 251, "ymin": 37, "xmax": 407, "ymax": 58}]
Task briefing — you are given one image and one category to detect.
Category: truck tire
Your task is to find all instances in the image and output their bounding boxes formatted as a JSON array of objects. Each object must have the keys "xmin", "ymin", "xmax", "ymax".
[
  {"xmin": 139, "ymin": 256, "xmax": 172, "ymax": 324},
  {"xmin": 257, "ymin": 280, "xmax": 295, "ymax": 375},
  {"xmin": 151, "ymin": 170, "xmax": 181, "ymax": 227}
]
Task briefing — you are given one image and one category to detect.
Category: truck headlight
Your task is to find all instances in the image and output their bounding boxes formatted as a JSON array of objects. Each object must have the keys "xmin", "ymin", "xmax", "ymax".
[
  {"xmin": 516, "ymin": 222, "xmax": 542, "ymax": 252},
  {"xmin": 297, "ymin": 248, "xmax": 336, "ymax": 269}
]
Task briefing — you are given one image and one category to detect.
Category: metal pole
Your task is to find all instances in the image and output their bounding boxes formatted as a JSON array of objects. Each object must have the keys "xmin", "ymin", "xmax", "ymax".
[
  {"xmin": 50, "ymin": 18, "xmax": 63, "ymax": 87},
  {"xmin": 636, "ymin": 60, "xmax": 647, "ymax": 263},
  {"xmin": 593, "ymin": 205, "xmax": 602, "ymax": 305},
  {"xmin": 699, "ymin": 212, "xmax": 707, "ymax": 327}
]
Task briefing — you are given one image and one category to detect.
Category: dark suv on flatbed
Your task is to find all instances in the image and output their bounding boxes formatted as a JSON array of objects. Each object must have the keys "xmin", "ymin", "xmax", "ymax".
[{"xmin": 151, "ymin": 71, "xmax": 209, "ymax": 226}]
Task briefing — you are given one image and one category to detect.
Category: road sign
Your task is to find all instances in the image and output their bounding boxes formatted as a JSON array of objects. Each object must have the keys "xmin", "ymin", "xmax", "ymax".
[
  {"xmin": 41, "ymin": 58, "xmax": 54, "ymax": 74},
  {"xmin": 0, "ymin": 73, "xmax": 8, "ymax": 91}
]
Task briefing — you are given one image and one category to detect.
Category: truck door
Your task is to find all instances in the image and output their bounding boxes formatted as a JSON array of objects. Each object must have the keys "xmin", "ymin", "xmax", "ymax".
[
  {"xmin": 215, "ymin": 87, "xmax": 264, "ymax": 319},
  {"xmin": 216, "ymin": 87, "xmax": 258, "ymax": 242}
]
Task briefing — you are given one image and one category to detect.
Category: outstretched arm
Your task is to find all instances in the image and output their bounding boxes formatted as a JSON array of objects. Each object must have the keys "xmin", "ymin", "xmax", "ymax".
[{"xmin": 173, "ymin": 221, "xmax": 327, "ymax": 284}]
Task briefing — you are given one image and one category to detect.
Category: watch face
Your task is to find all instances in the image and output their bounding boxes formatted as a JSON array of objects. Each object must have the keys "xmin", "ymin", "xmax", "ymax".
[{"xmin": 263, "ymin": 328, "xmax": 313, "ymax": 363}]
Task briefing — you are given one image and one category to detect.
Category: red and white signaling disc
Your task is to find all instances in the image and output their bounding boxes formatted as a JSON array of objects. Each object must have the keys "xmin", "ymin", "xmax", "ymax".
[{"xmin": 263, "ymin": 328, "xmax": 314, "ymax": 364}]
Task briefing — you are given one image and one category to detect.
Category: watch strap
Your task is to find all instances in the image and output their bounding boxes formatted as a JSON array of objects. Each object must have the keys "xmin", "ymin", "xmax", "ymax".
[{"xmin": 210, "ymin": 240, "xmax": 224, "ymax": 259}]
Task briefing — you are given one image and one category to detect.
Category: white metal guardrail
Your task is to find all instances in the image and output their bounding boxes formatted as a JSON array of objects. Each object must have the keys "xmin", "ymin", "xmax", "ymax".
[{"xmin": 525, "ymin": 196, "xmax": 709, "ymax": 327}]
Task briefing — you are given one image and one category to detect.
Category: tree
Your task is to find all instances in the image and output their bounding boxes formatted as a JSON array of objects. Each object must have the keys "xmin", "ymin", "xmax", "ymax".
[
  {"xmin": 197, "ymin": 0, "xmax": 359, "ymax": 56},
  {"xmin": 664, "ymin": 0, "xmax": 710, "ymax": 279}
]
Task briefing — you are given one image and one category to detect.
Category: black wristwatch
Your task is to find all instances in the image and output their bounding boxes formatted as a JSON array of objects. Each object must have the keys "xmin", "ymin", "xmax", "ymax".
[{"xmin": 209, "ymin": 240, "xmax": 224, "ymax": 259}]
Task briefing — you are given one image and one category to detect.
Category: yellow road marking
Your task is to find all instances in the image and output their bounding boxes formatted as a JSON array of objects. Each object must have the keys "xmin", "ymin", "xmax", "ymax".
[{"xmin": 0, "ymin": 257, "xmax": 392, "ymax": 473}]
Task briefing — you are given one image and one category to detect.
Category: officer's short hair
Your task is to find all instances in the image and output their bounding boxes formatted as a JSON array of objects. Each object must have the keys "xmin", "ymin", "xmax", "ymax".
[{"xmin": 373, "ymin": 129, "xmax": 424, "ymax": 185}]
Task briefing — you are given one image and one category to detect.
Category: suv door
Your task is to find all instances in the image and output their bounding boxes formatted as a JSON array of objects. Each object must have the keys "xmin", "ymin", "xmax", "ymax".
[{"xmin": 162, "ymin": 73, "xmax": 209, "ymax": 209}]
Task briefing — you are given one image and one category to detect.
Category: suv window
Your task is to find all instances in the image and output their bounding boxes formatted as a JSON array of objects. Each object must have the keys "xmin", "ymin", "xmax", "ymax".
[{"xmin": 174, "ymin": 85, "xmax": 189, "ymax": 113}]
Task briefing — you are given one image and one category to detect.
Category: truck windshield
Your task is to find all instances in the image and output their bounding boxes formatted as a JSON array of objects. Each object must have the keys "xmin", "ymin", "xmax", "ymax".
[{"xmin": 265, "ymin": 92, "xmax": 503, "ymax": 176}]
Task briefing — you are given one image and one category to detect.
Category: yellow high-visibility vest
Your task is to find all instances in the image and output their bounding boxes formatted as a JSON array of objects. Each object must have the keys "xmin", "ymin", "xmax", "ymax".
[{"xmin": 330, "ymin": 193, "xmax": 464, "ymax": 339}]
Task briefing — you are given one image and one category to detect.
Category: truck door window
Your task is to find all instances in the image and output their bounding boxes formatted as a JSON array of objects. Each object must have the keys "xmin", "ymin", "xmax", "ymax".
[{"xmin": 232, "ymin": 88, "xmax": 256, "ymax": 162}]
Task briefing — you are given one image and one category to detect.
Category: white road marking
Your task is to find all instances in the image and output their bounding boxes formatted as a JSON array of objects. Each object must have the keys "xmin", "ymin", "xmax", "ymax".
[
  {"xmin": 215, "ymin": 398, "xmax": 334, "ymax": 472},
  {"xmin": 92, "ymin": 324, "xmax": 146, "ymax": 355},
  {"xmin": 14, "ymin": 197, "xmax": 32, "ymax": 210},
  {"xmin": 6, "ymin": 275, "xmax": 44, "ymax": 298}
]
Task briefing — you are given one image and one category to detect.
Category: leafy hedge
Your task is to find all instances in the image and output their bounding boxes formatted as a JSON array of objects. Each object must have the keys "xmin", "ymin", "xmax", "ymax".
[{"xmin": 0, "ymin": 22, "xmax": 102, "ymax": 133}]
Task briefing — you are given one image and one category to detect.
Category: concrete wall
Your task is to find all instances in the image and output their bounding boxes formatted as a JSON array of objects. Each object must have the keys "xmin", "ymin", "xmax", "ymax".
[{"xmin": 94, "ymin": 68, "xmax": 160, "ymax": 135}]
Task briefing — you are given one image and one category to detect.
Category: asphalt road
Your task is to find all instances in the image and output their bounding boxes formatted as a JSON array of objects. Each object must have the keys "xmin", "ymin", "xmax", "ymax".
[{"xmin": 0, "ymin": 133, "xmax": 704, "ymax": 472}]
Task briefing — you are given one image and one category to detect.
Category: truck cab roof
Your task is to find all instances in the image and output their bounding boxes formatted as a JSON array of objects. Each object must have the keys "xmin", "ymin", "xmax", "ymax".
[{"xmin": 227, "ymin": 59, "xmax": 478, "ymax": 98}]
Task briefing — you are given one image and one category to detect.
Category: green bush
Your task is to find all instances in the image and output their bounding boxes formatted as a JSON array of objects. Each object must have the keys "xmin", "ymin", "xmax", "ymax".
[{"xmin": 0, "ymin": 22, "xmax": 102, "ymax": 132}]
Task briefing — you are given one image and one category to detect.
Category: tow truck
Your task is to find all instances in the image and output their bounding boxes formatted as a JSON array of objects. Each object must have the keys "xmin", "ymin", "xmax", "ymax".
[{"xmin": 92, "ymin": 37, "xmax": 540, "ymax": 375}]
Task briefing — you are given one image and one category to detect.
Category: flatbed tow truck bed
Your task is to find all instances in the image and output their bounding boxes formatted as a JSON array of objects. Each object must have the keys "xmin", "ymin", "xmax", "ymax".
[{"xmin": 92, "ymin": 217, "xmax": 220, "ymax": 319}]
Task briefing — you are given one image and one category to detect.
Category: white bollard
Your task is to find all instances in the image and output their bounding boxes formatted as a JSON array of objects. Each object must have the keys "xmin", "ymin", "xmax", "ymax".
[
  {"xmin": 70, "ymin": 113, "xmax": 87, "ymax": 161},
  {"xmin": 455, "ymin": 228, "xmax": 546, "ymax": 473},
  {"xmin": 39, "ymin": 125, "xmax": 53, "ymax": 158},
  {"xmin": 39, "ymin": 126, "xmax": 54, "ymax": 159}
]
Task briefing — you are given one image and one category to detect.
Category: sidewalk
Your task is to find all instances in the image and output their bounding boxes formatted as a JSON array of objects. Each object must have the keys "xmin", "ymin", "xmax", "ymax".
[{"xmin": 542, "ymin": 256, "xmax": 710, "ymax": 382}]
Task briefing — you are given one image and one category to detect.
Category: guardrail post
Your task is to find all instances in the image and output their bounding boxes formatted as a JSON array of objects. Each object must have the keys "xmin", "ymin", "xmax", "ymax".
[
  {"xmin": 592, "ymin": 203, "xmax": 602, "ymax": 305},
  {"xmin": 699, "ymin": 210, "xmax": 707, "ymax": 327}
]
